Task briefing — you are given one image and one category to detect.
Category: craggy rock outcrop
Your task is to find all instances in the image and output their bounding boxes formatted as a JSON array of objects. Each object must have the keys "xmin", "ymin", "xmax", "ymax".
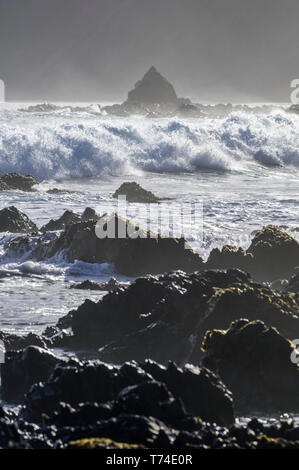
[
  {"xmin": 1, "ymin": 346, "xmax": 66, "ymax": 402},
  {"xmin": 247, "ymin": 226, "xmax": 299, "ymax": 281},
  {"xmin": 0, "ymin": 331, "xmax": 49, "ymax": 351},
  {"xmin": 0, "ymin": 206, "xmax": 38, "ymax": 233},
  {"xmin": 113, "ymin": 181, "xmax": 162, "ymax": 203},
  {"xmin": 49, "ymin": 269, "xmax": 299, "ymax": 362},
  {"xmin": 0, "ymin": 173, "xmax": 37, "ymax": 191},
  {"xmin": 42, "ymin": 214, "xmax": 203, "ymax": 276},
  {"xmin": 70, "ymin": 277, "xmax": 127, "ymax": 292},
  {"xmin": 206, "ymin": 245, "xmax": 253, "ymax": 272},
  {"xmin": 126, "ymin": 66, "xmax": 178, "ymax": 106},
  {"xmin": 202, "ymin": 319, "xmax": 299, "ymax": 414},
  {"xmin": 81, "ymin": 207, "xmax": 100, "ymax": 222},
  {"xmin": 41, "ymin": 210, "xmax": 80, "ymax": 232},
  {"xmin": 22, "ymin": 359, "xmax": 234, "ymax": 427}
]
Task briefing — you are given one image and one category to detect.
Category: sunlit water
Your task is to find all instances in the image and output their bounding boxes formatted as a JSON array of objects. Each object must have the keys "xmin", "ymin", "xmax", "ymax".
[{"xmin": 0, "ymin": 103, "xmax": 298, "ymax": 335}]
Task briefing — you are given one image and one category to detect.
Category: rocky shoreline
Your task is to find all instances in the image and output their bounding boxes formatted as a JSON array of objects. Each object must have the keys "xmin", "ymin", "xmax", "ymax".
[{"xmin": 0, "ymin": 180, "xmax": 299, "ymax": 449}]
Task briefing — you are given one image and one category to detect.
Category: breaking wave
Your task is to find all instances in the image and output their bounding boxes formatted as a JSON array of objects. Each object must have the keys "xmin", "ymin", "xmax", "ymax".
[{"xmin": 0, "ymin": 109, "xmax": 298, "ymax": 180}]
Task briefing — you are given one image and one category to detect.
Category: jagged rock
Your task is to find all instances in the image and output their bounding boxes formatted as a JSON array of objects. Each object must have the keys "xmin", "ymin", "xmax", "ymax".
[
  {"xmin": 22, "ymin": 359, "xmax": 233, "ymax": 427},
  {"xmin": 81, "ymin": 207, "xmax": 100, "ymax": 221},
  {"xmin": 54, "ymin": 269, "xmax": 299, "ymax": 361},
  {"xmin": 202, "ymin": 319, "xmax": 299, "ymax": 414},
  {"xmin": 0, "ymin": 331, "xmax": 49, "ymax": 351},
  {"xmin": 0, "ymin": 173, "xmax": 37, "ymax": 191},
  {"xmin": 0, "ymin": 206, "xmax": 38, "ymax": 233},
  {"xmin": 41, "ymin": 210, "xmax": 80, "ymax": 232},
  {"xmin": 70, "ymin": 277, "xmax": 127, "ymax": 292},
  {"xmin": 113, "ymin": 182, "xmax": 161, "ymax": 203},
  {"xmin": 139, "ymin": 360, "xmax": 234, "ymax": 427},
  {"xmin": 206, "ymin": 245, "xmax": 253, "ymax": 272},
  {"xmin": 1, "ymin": 346, "xmax": 66, "ymax": 402},
  {"xmin": 126, "ymin": 66, "xmax": 178, "ymax": 105},
  {"xmin": 247, "ymin": 226, "xmax": 299, "ymax": 281},
  {"xmin": 41, "ymin": 214, "xmax": 203, "ymax": 276}
]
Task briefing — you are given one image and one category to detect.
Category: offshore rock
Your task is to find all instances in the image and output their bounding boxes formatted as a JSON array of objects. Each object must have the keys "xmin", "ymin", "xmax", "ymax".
[
  {"xmin": 126, "ymin": 66, "xmax": 178, "ymax": 106},
  {"xmin": 113, "ymin": 182, "xmax": 161, "ymax": 203},
  {"xmin": 0, "ymin": 173, "xmax": 37, "ymax": 191}
]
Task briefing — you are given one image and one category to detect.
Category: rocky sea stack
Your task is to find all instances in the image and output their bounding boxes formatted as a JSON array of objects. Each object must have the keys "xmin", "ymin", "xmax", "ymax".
[{"xmin": 126, "ymin": 66, "xmax": 178, "ymax": 105}]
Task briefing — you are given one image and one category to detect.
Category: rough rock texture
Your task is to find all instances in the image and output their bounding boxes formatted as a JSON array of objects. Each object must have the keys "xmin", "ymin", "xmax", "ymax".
[
  {"xmin": 247, "ymin": 226, "xmax": 299, "ymax": 281},
  {"xmin": 1, "ymin": 346, "xmax": 65, "ymax": 402},
  {"xmin": 49, "ymin": 269, "xmax": 299, "ymax": 364},
  {"xmin": 22, "ymin": 359, "xmax": 233, "ymax": 427},
  {"xmin": 41, "ymin": 214, "xmax": 203, "ymax": 276},
  {"xmin": 126, "ymin": 66, "xmax": 178, "ymax": 105},
  {"xmin": 0, "ymin": 173, "xmax": 37, "ymax": 191},
  {"xmin": 81, "ymin": 207, "xmax": 100, "ymax": 221},
  {"xmin": 202, "ymin": 319, "xmax": 299, "ymax": 414},
  {"xmin": 41, "ymin": 210, "xmax": 80, "ymax": 232},
  {"xmin": 0, "ymin": 206, "xmax": 38, "ymax": 233}
]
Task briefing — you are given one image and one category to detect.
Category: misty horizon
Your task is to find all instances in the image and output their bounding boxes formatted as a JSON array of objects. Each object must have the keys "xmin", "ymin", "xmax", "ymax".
[{"xmin": 0, "ymin": 0, "xmax": 299, "ymax": 103}]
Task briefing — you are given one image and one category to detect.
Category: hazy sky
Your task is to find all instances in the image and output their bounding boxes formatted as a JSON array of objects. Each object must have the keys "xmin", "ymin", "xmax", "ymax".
[{"xmin": 0, "ymin": 0, "xmax": 298, "ymax": 102}]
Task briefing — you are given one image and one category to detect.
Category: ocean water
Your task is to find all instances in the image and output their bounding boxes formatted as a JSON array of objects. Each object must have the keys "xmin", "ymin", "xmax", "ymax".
[{"xmin": 0, "ymin": 102, "xmax": 298, "ymax": 335}]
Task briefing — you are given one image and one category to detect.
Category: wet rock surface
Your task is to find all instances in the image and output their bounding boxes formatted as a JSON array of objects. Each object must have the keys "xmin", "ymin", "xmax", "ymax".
[
  {"xmin": 41, "ymin": 209, "xmax": 80, "ymax": 232},
  {"xmin": 0, "ymin": 206, "xmax": 38, "ymax": 233},
  {"xmin": 0, "ymin": 173, "xmax": 37, "ymax": 191},
  {"xmin": 47, "ymin": 269, "xmax": 299, "ymax": 363},
  {"xmin": 113, "ymin": 181, "xmax": 162, "ymax": 203},
  {"xmin": 202, "ymin": 319, "xmax": 299, "ymax": 414}
]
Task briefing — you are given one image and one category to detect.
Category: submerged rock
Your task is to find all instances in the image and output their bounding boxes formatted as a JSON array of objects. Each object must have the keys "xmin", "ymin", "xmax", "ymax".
[
  {"xmin": 0, "ymin": 206, "xmax": 38, "ymax": 233},
  {"xmin": 113, "ymin": 182, "xmax": 162, "ymax": 203},
  {"xmin": 0, "ymin": 173, "xmax": 37, "ymax": 192},
  {"xmin": 202, "ymin": 319, "xmax": 299, "ymax": 414}
]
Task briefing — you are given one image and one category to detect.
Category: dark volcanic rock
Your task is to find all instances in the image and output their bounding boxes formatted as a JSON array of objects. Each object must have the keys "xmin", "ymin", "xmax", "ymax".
[
  {"xmin": 1, "ymin": 346, "xmax": 65, "ymax": 402},
  {"xmin": 206, "ymin": 245, "xmax": 253, "ymax": 272},
  {"xmin": 42, "ymin": 214, "xmax": 203, "ymax": 276},
  {"xmin": 0, "ymin": 206, "xmax": 38, "ymax": 233},
  {"xmin": 81, "ymin": 207, "xmax": 100, "ymax": 221},
  {"xmin": 23, "ymin": 359, "xmax": 234, "ymax": 427},
  {"xmin": 202, "ymin": 319, "xmax": 299, "ymax": 414},
  {"xmin": 139, "ymin": 360, "xmax": 234, "ymax": 427},
  {"xmin": 0, "ymin": 173, "xmax": 37, "ymax": 191},
  {"xmin": 126, "ymin": 66, "xmax": 178, "ymax": 105},
  {"xmin": 41, "ymin": 210, "xmax": 80, "ymax": 232},
  {"xmin": 247, "ymin": 226, "xmax": 299, "ymax": 281},
  {"xmin": 0, "ymin": 331, "xmax": 49, "ymax": 351},
  {"xmin": 55, "ymin": 269, "xmax": 299, "ymax": 361},
  {"xmin": 113, "ymin": 182, "xmax": 161, "ymax": 203}
]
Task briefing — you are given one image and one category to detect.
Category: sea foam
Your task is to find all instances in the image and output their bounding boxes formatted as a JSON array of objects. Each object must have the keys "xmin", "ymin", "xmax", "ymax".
[{"xmin": 0, "ymin": 109, "xmax": 298, "ymax": 180}]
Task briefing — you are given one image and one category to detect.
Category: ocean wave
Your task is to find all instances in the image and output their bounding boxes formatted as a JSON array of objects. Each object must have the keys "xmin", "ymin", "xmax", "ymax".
[{"xmin": 0, "ymin": 110, "xmax": 298, "ymax": 179}]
